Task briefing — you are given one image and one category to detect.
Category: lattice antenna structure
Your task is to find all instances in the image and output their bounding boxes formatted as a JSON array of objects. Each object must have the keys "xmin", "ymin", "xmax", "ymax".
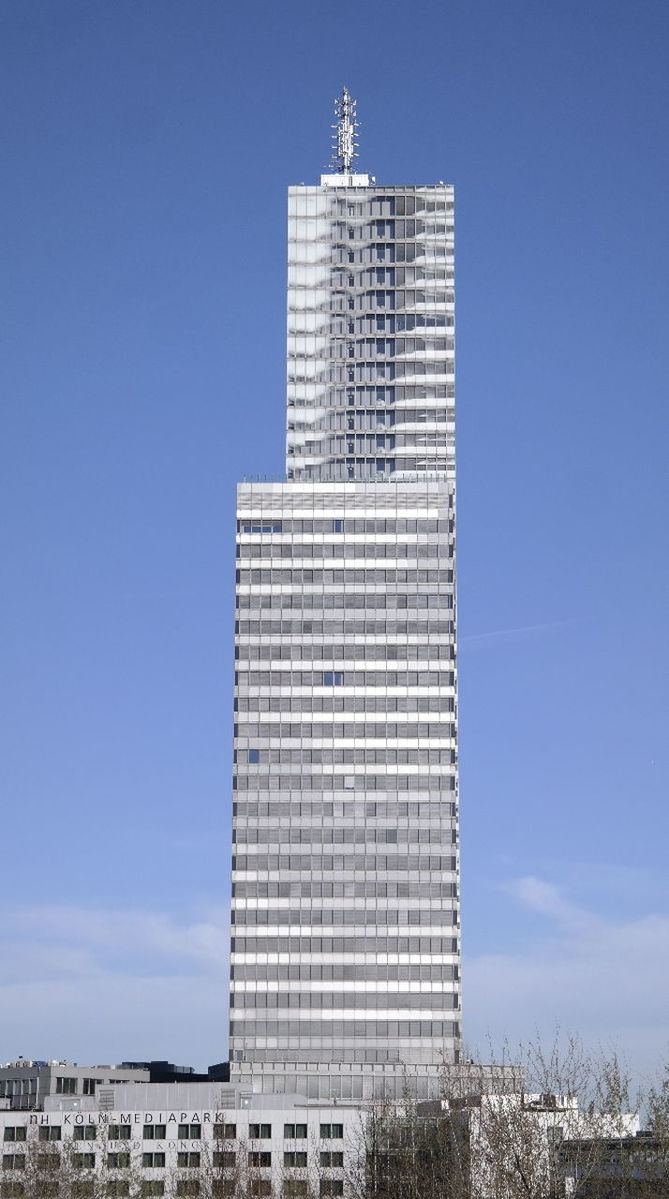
[{"xmin": 330, "ymin": 87, "xmax": 360, "ymax": 173}]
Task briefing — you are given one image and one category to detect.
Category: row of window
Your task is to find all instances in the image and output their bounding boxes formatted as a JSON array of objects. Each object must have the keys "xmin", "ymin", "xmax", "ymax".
[
  {"xmin": 325, "ymin": 245, "xmax": 449, "ymax": 266},
  {"xmin": 241, "ymin": 750, "xmax": 455, "ymax": 769},
  {"xmin": 302, "ymin": 434, "xmax": 451, "ymax": 451},
  {"xmin": 238, "ymin": 518, "xmax": 452, "ymax": 536},
  {"xmin": 234, "ymin": 775, "xmax": 457, "ymax": 795},
  {"xmin": 231, "ymin": 933, "xmax": 457, "ymax": 953},
  {"xmin": 287, "ymin": 384, "xmax": 453, "ymax": 405},
  {"xmin": 237, "ymin": 1045, "xmax": 451, "ymax": 1064},
  {"xmin": 234, "ymin": 799, "xmax": 457, "ymax": 819},
  {"xmin": 291, "ymin": 413, "xmax": 452, "ymax": 433},
  {"xmin": 313, "ymin": 294, "xmax": 453, "ymax": 318},
  {"xmin": 314, "ymin": 314, "xmax": 452, "ymax": 336},
  {"xmin": 231, "ymin": 962, "xmax": 457, "ymax": 982},
  {"xmin": 237, "ymin": 648, "xmax": 455, "ymax": 668},
  {"xmin": 289, "ymin": 362, "xmax": 396, "ymax": 383},
  {"xmin": 236, "ymin": 568, "xmax": 453, "ymax": 586},
  {"xmin": 235, "ymin": 701, "xmax": 454, "ymax": 719},
  {"xmin": 293, "ymin": 262, "xmax": 450, "ymax": 285},
  {"xmin": 238, "ymin": 839, "xmax": 457, "ymax": 858},
  {"xmin": 293, "ymin": 410, "xmax": 400, "ymax": 431},
  {"xmin": 0, "ymin": 1185, "xmax": 341, "ymax": 1199},
  {"xmin": 238, "ymin": 543, "xmax": 451, "ymax": 562},
  {"xmin": 233, "ymin": 909, "xmax": 457, "ymax": 929},
  {"xmin": 230, "ymin": 1019, "xmax": 458, "ymax": 1038},
  {"xmin": 326, "ymin": 217, "xmax": 451, "ymax": 237},
  {"xmin": 312, "ymin": 193, "xmax": 451, "ymax": 215},
  {"xmin": 290, "ymin": 356, "xmax": 454, "ymax": 382},
  {"xmin": 327, "ymin": 198, "xmax": 451, "ymax": 219},
  {"xmin": 236, "ymin": 623, "xmax": 455, "ymax": 640},
  {"xmin": 290, "ymin": 455, "xmax": 451, "ymax": 478},
  {"xmin": 297, "ymin": 331, "xmax": 453, "ymax": 353},
  {"xmin": 314, "ymin": 288, "xmax": 454, "ymax": 312},
  {"xmin": 3, "ymin": 1153, "xmax": 95, "ymax": 1169},
  {"xmin": 237, "ymin": 593, "xmax": 454, "ymax": 611},
  {"xmin": 321, "ymin": 266, "xmax": 454, "ymax": 289},
  {"xmin": 5, "ymin": 1121, "xmax": 346, "ymax": 1143},
  {"xmin": 236, "ymin": 723, "xmax": 456, "ymax": 742},
  {"xmin": 233, "ymin": 881, "xmax": 459, "ymax": 901},
  {"xmin": 236, "ymin": 671, "xmax": 455, "ymax": 690},
  {"xmin": 232, "ymin": 991, "xmax": 457, "ymax": 1011},
  {"xmin": 236, "ymin": 827, "xmax": 455, "ymax": 847}
]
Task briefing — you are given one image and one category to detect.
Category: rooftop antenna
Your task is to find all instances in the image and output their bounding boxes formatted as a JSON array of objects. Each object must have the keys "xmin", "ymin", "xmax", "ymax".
[{"xmin": 330, "ymin": 87, "xmax": 359, "ymax": 173}]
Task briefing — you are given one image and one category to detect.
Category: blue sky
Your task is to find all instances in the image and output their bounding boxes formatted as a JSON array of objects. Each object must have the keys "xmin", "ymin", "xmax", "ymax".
[{"xmin": 1, "ymin": 0, "xmax": 668, "ymax": 1078}]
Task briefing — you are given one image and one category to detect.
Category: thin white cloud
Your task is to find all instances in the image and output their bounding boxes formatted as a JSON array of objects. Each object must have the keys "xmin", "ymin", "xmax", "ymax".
[
  {"xmin": 465, "ymin": 875, "xmax": 669, "ymax": 1087},
  {"xmin": 0, "ymin": 904, "xmax": 230, "ymax": 1069},
  {"xmin": 460, "ymin": 618, "xmax": 580, "ymax": 649},
  {"xmin": 7, "ymin": 905, "xmax": 230, "ymax": 966}
]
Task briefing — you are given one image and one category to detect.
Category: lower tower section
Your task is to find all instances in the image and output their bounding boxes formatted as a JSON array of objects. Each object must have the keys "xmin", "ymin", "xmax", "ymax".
[{"xmin": 230, "ymin": 480, "xmax": 460, "ymax": 1099}]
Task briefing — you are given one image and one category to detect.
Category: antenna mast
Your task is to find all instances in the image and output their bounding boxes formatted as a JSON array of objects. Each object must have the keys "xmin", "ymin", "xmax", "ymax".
[{"xmin": 330, "ymin": 87, "xmax": 359, "ymax": 173}]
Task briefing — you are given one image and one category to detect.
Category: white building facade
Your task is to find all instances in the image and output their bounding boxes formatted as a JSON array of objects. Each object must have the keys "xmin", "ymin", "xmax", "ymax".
[
  {"xmin": 229, "ymin": 91, "xmax": 459, "ymax": 1100},
  {"xmin": 0, "ymin": 1083, "xmax": 361, "ymax": 1198}
]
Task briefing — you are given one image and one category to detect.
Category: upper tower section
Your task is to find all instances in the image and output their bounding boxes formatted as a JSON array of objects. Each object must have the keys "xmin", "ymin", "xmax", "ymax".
[{"xmin": 286, "ymin": 90, "xmax": 455, "ymax": 483}]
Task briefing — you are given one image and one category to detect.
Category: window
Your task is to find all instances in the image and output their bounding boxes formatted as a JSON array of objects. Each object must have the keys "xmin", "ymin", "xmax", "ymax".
[
  {"xmin": 39, "ymin": 1128, "xmax": 62, "ymax": 1142},
  {"xmin": 82, "ymin": 1079, "xmax": 101, "ymax": 1096},
  {"xmin": 107, "ymin": 1184, "xmax": 130, "ymax": 1197},
  {"xmin": 213, "ymin": 1152, "xmax": 236, "ymax": 1169},
  {"xmin": 0, "ymin": 1185, "xmax": 25, "ymax": 1198},
  {"xmin": 1, "ymin": 1134, "xmax": 24, "ymax": 1145},
  {"xmin": 108, "ymin": 1126, "xmax": 132, "ymax": 1141},
  {"xmin": 55, "ymin": 1077, "xmax": 77, "ymax": 1095},
  {"xmin": 107, "ymin": 1153, "xmax": 130, "ymax": 1169},
  {"xmin": 140, "ymin": 1186, "xmax": 165, "ymax": 1198},
  {"xmin": 283, "ymin": 1185, "xmax": 308, "ymax": 1198},
  {"xmin": 37, "ymin": 1154, "xmax": 60, "ymax": 1170},
  {"xmin": 213, "ymin": 1124, "xmax": 237, "ymax": 1140},
  {"xmin": 178, "ymin": 1125, "xmax": 201, "ymax": 1140},
  {"xmin": 322, "ymin": 672, "xmax": 343, "ymax": 686},
  {"xmin": 320, "ymin": 1153, "xmax": 344, "ymax": 1167},
  {"xmin": 38, "ymin": 1185, "xmax": 58, "ymax": 1199},
  {"xmin": 283, "ymin": 1151, "xmax": 307, "ymax": 1167},
  {"xmin": 73, "ymin": 1127, "xmax": 96, "ymax": 1141},
  {"xmin": 2, "ymin": 1157, "xmax": 25, "ymax": 1171},
  {"xmin": 283, "ymin": 1124, "xmax": 307, "ymax": 1139},
  {"xmin": 142, "ymin": 1154, "xmax": 166, "ymax": 1168},
  {"xmin": 241, "ymin": 524, "xmax": 282, "ymax": 534},
  {"xmin": 72, "ymin": 1154, "xmax": 95, "ymax": 1170},
  {"xmin": 320, "ymin": 1184, "xmax": 344, "ymax": 1197},
  {"xmin": 250, "ymin": 1185, "xmax": 272, "ymax": 1198},
  {"xmin": 143, "ymin": 1125, "xmax": 166, "ymax": 1140},
  {"xmin": 213, "ymin": 1185, "xmax": 235, "ymax": 1198},
  {"xmin": 176, "ymin": 1185, "xmax": 200, "ymax": 1198},
  {"xmin": 248, "ymin": 749, "xmax": 260, "ymax": 764},
  {"xmin": 320, "ymin": 1126, "xmax": 343, "ymax": 1140},
  {"xmin": 177, "ymin": 1153, "xmax": 200, "ymax": 1168},
  {"xmin": 72, "ymin": 1183, "xmax": 94, "ymax": 1199},
  {"xmin": 249, "ymin": 1151, "xmax": 272, "ymax": 1167},
  {"xmin": 332, "ymin": 519, "xmax": 344, "ymax": 533},
  {"xmin": 249, "ymin": 1125, "xmax": 271, "ymax": 1140}
]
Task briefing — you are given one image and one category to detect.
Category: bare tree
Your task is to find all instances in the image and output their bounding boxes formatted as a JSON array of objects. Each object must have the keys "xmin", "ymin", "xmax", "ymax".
[{"xmin": 342, "ymin": 1036, "xmax": 653, "ymax": 1199}]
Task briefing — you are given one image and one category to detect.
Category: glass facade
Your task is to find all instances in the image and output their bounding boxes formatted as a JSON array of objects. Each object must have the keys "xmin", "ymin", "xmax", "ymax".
[
  {"xmin": 230, "ymin": 169, "xmax": 459, "ymax": 1098},
  {"xmin": 286, "ymin": 181, "xmax": 454, "ymax": 483}
]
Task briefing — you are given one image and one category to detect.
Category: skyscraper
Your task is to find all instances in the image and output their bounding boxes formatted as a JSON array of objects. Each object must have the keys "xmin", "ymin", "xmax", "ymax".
[{"xmin": 230, "ymin": 90, "xmax": 459, "ymax": 1101}]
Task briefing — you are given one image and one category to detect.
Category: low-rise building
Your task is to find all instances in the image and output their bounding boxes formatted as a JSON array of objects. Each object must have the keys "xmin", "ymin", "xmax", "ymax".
[
  {"xmin": 0, "ymin": 1080, "xmax": 361, "ymax": 1197},
  {"xmin": 0, "ymin": 1061, "xmax": 150, "ymax": 1112}
]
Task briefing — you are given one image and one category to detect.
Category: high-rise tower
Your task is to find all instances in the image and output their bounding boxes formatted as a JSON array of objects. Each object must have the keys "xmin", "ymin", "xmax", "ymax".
[{"xmin": 230, "ymin": 90, "xmax": 459, "ymax": 1101}]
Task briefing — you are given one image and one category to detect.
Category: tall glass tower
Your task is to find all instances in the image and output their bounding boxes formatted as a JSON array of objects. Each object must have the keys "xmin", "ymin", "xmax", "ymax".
[{"xmin": 229, "ymin": 90, "xmax": 459, "ymax": 1101}]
